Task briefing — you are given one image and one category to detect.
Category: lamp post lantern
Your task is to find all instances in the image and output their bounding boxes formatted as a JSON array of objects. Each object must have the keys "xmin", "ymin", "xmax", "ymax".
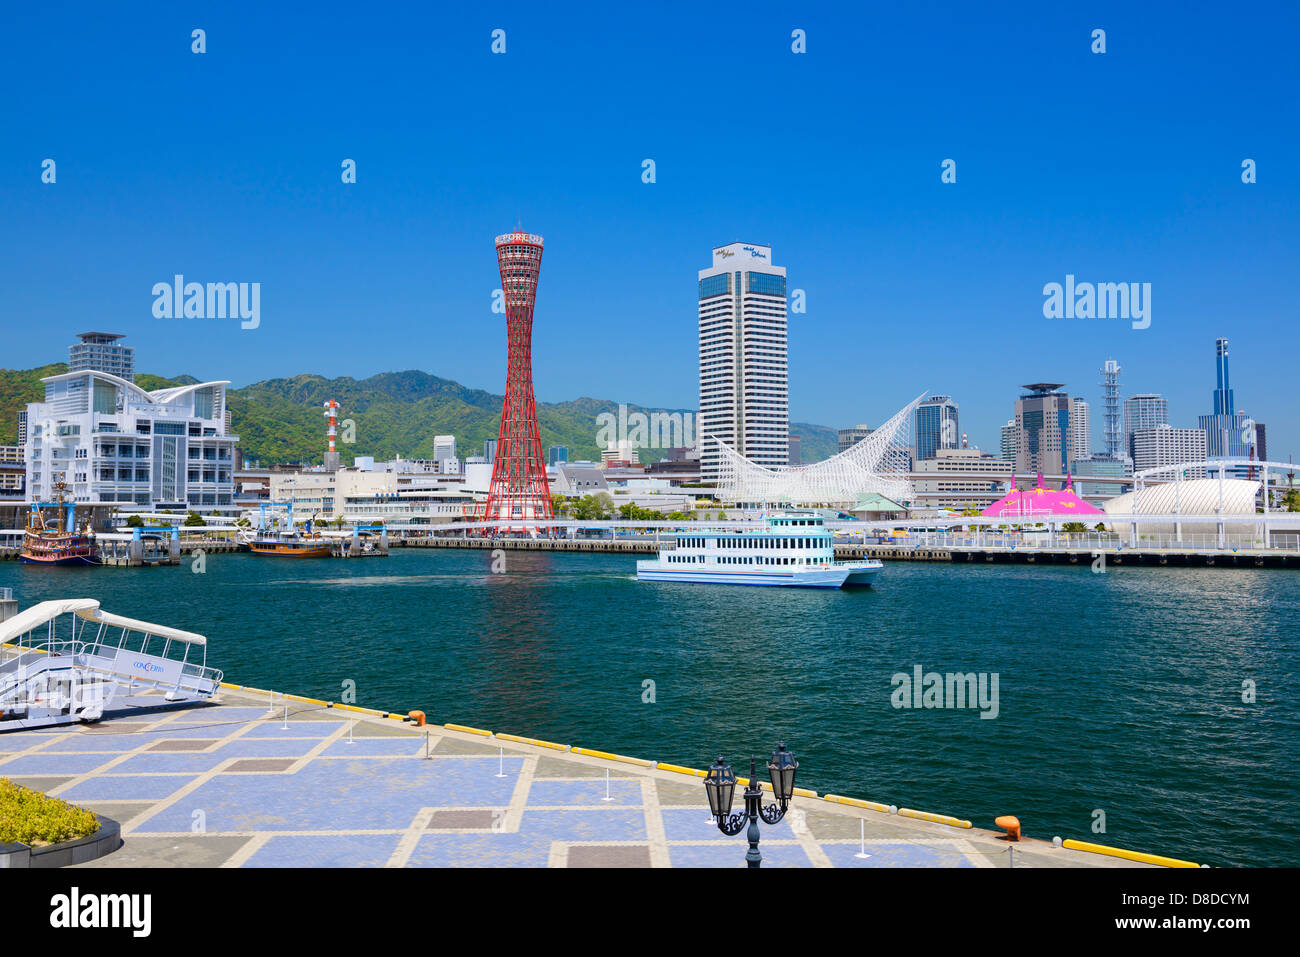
[{"xmin": 703, "ymin": 742, "xmax": 799, "ymax": 868}]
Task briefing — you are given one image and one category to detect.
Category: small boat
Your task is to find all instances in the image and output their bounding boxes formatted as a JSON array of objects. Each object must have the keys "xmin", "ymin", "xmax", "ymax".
[
  {"xmin": 246, "ymin": 508, "xmax": 334, "ymax": 557},
  {"xmin": 247, "ymin": 533, "xmax": 334, "ymax": 558},
  {"xmin": 636, "ymin": 510, "xmax": 883, "ymax": 588},
  {"xmin": 19, "ymin": 482, "xmax": 98, "ymax": 566}
]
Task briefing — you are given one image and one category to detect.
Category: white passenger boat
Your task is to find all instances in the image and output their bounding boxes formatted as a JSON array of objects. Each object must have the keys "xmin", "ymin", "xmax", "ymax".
[{"xmin": 636, "ymin": 511, "xmax": 883, "ymax": 589}]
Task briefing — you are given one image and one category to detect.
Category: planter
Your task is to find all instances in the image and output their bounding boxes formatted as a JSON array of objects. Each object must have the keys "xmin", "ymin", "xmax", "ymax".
[{"xmin": 0, "ymin": 814, "xmax": 121, "ymax": 869}]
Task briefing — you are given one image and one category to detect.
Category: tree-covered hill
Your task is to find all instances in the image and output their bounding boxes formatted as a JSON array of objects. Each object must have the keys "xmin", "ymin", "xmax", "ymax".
[{"xmin": 0, "ymin": 366, "xmax": 839, "ymax": 465}]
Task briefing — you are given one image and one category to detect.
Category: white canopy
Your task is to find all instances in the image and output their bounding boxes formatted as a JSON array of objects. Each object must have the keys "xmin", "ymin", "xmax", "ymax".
[
  {"xmin": 0, "ymin": 598, "xmax": 207, "ymax": 647},
  {"xmin": 0, "ymin": 599, "xmax": 101, "ymax": 644},
  {"xmin": 75, "ymin": 606, "xmax": 207, "ymax": 646}
]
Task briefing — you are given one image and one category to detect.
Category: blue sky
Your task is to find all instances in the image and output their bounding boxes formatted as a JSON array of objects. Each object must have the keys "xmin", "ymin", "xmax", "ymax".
[{"xmin": 3, "ymin": 1, "xmax": 1297, "ymax": 459}]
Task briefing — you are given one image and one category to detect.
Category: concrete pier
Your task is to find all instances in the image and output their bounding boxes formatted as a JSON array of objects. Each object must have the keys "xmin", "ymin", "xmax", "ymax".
[
  {"xmin": 389, "ymin": 536, "xmax": 1300, "ymax": 568},
  {"xmin": 0, "ymin": 684, "xmax": 1195, "ymax": 869}
]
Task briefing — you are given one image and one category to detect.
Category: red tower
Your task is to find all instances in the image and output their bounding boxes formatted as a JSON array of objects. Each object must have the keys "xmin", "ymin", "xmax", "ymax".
[{"xmin": 484, "ymin": 231, "xmax": 554, "ymax": 531}]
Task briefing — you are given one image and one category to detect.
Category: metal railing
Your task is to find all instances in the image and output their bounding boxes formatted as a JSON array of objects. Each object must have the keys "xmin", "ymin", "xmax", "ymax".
[{"xmin": 866, "ymin": 530, "xmax": 1300, "ymax": 553}]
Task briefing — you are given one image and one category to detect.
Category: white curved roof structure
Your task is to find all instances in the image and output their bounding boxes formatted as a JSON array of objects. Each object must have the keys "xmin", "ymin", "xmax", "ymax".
[
  {"xmin": 75, "ymin": 606, "xmax": 207, "ymax": 646},
  {"xmin": 0, "ymin": 599, "xmax": 101, "ymax": 644},
  {"xmin": 148, "ymin": 381, "xmax": 230, "ymax": 405},
  {"xmin": 42, "ymin": 369, "xmax": 154, "ymax": 404},
  {"xmin": 1103, "ymin": 478, "xmax": 1260, "ymax": 517},
  {"xmin": 715, "ymin": 394, "xmax": 924, "ymax": 505},
  {"xmin": 0, "ymin": 599, "xmax": 208, "ymax": 646},
  {"xmin": 38, "ymin": 369, "xmax": 228, "ymax": 408},
  {"xmin": 1103, "ymin": 478, "xmax": 1261, "ymax": 537}
]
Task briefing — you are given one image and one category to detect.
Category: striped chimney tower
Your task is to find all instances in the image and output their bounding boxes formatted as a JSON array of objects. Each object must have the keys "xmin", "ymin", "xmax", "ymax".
[{"xmin": 323, "ymin": 399, "xmax": 341, "ymax": 471}]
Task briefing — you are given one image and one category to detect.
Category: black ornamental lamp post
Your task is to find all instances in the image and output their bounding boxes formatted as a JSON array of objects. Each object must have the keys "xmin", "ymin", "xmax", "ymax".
[{"xmin": 703, "ymin": 742, "xmax": 799, "ymax": 868}]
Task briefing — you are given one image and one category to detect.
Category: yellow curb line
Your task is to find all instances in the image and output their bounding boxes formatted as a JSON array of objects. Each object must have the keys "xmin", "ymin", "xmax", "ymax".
[
  {"xmin": 570, "ymin": 747, "xmax": 656, "ymax": 768},
  {"xmin": 444, "ymin": 723, "xmax": 493, "ymax": 737},
  {"xmin": 1062, "ymin": 839, "xmax": 1200, "ymax": 868},
  {"xmin": 282, "ymin": 693, "xmax": 330, "ymax": 708},
  {"xmin": 495, "ymin": 733, "xmax": 569, "ymax": 752},
  {"xmin": 213, "ymin": 686, "xmax": 1191, "ymax": 864},
  {"xmin": 898, "ymin": 807, "xmax": 972, "ymax": 828},
  {"xmin": 824, "ymin": 794, "xmax": 891, "ymax": 813},
  {"xmin": 657, "ymin": 763, "xmax": 706, "ymax": 778}
]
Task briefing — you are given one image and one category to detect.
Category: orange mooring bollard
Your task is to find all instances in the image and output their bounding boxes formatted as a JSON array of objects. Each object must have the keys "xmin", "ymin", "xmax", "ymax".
[
  {"xmin": 407, "ymin": 710, "xmax": 426, "ymax": 727},
  {"xmin": 995, "ymin": 815, "xmax": 1022, "ymax": 841}
]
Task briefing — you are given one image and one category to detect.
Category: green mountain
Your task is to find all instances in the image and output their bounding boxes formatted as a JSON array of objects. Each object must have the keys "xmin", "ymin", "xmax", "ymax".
[
  {"xmin": 0, "ymin": 363, "xmax": 68, "ymax": 444},
  {"xmin": 0, "ymin": 366, "xmax": 839, "ymax": 466}
]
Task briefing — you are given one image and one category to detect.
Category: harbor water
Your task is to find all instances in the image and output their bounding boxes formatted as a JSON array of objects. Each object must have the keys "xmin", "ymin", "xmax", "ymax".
[{"xmin": 2, "ymin": 550, "xmax": 1296, "ymax": 867}]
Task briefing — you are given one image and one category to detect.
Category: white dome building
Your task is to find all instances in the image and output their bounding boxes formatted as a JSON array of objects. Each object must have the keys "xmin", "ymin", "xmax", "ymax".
[{"xmin": 1102, "ymin": 478, "xmax": 1261, "ymax": 539}]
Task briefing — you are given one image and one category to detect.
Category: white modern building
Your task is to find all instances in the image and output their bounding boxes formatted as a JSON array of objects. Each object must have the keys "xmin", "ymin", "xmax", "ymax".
[
  {"xmin": 600, "ymin": 440, "xmax": 640, "ymax": 467},
  {"xmin": 1000, "ymin": 419, "xmax": 1016, "ymax": 464},
  {"xmin": 1123, "ymin": 393, "xmax": 1169, "ymax": 459},
  {"xmin": 268, "ymin": 468, "xmax": 478, "ymax": 524},
  {"xmin": 1069, "ymin": 397, "xmax": 1091, "ymax": 463},
  {"xmin": 24, "ymin": 370, "xmax": 237, "ymax": 507},
  {"xmin": 1130, "ymin": 425, "xmax": 1208, "ymax": 475},
  {"xmin": 698, "ymin": 242, "xmax": 788, "ymax": 482},
  {"xmin": 433, "ymin": 435, "xmax": 458, "ymax": 474}
]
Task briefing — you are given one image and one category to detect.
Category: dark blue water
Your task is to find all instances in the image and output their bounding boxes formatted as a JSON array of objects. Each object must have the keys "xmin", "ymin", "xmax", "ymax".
[{"xmin": 3, "ymin": 550, "xmax": 1297, "ymax": 867}]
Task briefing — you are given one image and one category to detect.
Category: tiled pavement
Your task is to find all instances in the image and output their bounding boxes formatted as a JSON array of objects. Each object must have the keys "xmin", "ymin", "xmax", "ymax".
[{"xmin": 0, "ymin": 689, "xmax": 1153, "ymax": 868}]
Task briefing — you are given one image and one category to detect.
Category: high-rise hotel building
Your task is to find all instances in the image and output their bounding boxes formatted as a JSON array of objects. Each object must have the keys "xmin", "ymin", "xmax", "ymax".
[{"xmin": 698, "ymin": 242, "xmax": 788, "ymax": 483}]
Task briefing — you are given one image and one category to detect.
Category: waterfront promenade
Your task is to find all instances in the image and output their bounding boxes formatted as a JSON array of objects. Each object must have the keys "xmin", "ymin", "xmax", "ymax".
[{"xmin": 0, "ymin": 687, "xmax": 1179, "ymax": 868}]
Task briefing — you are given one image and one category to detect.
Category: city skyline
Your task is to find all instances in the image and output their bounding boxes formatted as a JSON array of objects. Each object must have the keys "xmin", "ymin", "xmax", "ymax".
[{"xmin": 3, "ymin": 3, "xmax": 1297, "ymax": 460}]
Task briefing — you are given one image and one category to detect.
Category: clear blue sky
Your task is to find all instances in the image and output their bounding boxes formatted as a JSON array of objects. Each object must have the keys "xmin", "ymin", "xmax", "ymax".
[{"xmin": 3, "ymin": 1, "xmax": 1297, "ymax": 459}]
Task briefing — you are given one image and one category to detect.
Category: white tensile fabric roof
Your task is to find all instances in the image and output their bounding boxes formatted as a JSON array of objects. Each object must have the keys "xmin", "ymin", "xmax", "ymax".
[
  {"xmin": 715, "ymin": 394, "xmax": 924, "ymax": 506},
  {"xmin": 75, "ymin": 607, "xmax": 207, "ymax": 646},
  {"xmin": 0, "ymin": 598, "xmax": 207, "ymax": 646},
  {"xmin": 1102, "ymin": 478, "xmax": 1261, "ymax": 516},
  {"xmin": 0, "ymin": 599, "xmax": 101, "ymax": 644}
]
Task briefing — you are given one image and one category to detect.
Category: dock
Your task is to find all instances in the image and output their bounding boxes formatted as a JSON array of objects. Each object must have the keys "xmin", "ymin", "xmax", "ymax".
[
  {"xmin": 0, "ymin": 684, "xmax": 1195, "ymax": 868},
  {"xmin": 0, "ymin": 536, "xmax": 383, "ymax": 564},
  {"xmin": 391, "ymin": 536, "xmax": 1300, "ymax": 567}
]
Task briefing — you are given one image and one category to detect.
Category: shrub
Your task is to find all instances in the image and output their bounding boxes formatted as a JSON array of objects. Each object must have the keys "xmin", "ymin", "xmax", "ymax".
[{"xmin": 0, "ymin": 778, "xmax": 100, "ymax": 846}]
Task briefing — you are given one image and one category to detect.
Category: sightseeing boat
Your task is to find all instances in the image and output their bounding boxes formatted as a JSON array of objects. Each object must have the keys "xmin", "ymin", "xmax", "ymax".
[
  {"xmin": 247, "ymin": 532, "xmax": 334, "ymax": 558},
  {"xmin": 19, "ymin": 483, "xmax": 98, "ymax": 566},
  {"xmin": 636, "ymin": 511, "xmax": 882, "ymax": 588},
  {"xmin": 245, "ymin": 505, "xmax": 335, "ymax": 557}
]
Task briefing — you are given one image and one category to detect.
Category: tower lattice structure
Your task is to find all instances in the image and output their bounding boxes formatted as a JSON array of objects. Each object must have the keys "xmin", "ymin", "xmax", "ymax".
[
  {"xmin": 484, "ymin": 231, "xmax": 554, "ymax": 530},
  {"xmin": 1100, "ymin": 358, "xmax": 1122, "ymax": 459}
]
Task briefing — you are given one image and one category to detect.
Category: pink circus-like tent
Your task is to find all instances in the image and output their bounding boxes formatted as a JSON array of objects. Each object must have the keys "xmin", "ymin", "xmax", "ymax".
[{"xmin": 981, "ymin": 473, "xmax": 1104, "ymax": 518}]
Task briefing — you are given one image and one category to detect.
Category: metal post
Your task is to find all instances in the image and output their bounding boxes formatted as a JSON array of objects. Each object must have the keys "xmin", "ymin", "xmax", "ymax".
[
  {"xmin": 1217, "ymin": 463, "xmax": 1226, "ymax": 548},
  {"xmin": 1262, "ymin": 466, "xmax": 1270, "ymax": 548},
  {"xmin": 1175, "ymin": 468, "xmax": 1183, "ymax": 543},
  {"xmin": 1130, "ymin": 477, "xmax": 1140, "ymax": 547}
]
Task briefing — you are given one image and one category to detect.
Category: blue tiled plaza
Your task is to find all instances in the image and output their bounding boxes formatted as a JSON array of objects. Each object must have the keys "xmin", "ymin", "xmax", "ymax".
[{"xmin": 0, "ymin": 689, "xmax": 1155, "ymax": 868}]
